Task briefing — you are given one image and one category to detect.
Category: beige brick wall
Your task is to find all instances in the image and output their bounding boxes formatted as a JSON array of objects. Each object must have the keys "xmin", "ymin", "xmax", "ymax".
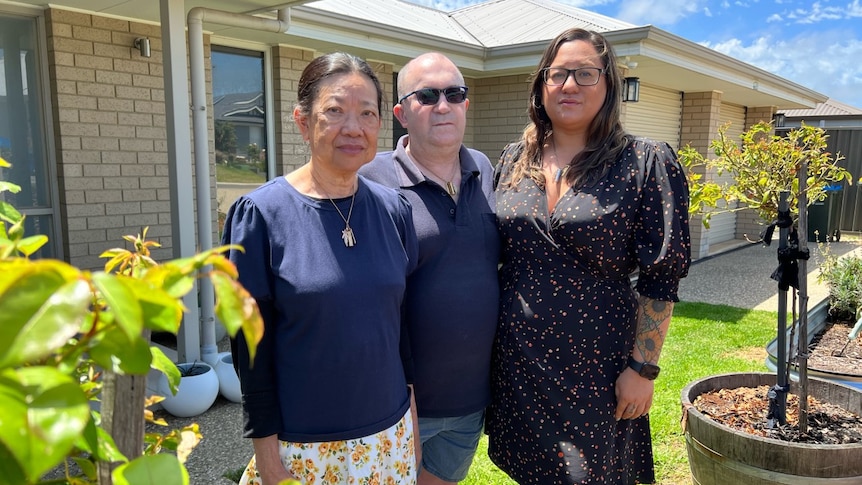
[
  {"xmin": 746, "ymin": 106, "xmax": 776, "ymax": 129},
  {"xmin": 272, "ymin": 45, "xmax": 309, "ymax": 177},
  {"xmin": 47, "ymin": 8, "xmax": 217, "ymax": 270},
  {"xmin": 271, "ymin": 48, "xmax": 395, "ymax": 176},
  {"xmin": 681, "ymin": 91, "xmax": 724, "ymax": 259},
  {"xmin": 735, "ymin": 105, "xmax": 779, "ymax": 239},
  {"xmin": 369, "ymin": 60, "xmax": 395, "ymax": 155},
  {"xmin": 471, "ymin": 74, "xmax": 531, "ymax": 163}
]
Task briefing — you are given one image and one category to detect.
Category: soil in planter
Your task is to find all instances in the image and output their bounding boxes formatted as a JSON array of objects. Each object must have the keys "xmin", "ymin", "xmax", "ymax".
[
  {"xmin": 808, "ymin": 319, "xmax": 862, "ymax": 375},
  {"xmin": 694, "ymin": 385, "xmax": 862, "ymax": 444}
]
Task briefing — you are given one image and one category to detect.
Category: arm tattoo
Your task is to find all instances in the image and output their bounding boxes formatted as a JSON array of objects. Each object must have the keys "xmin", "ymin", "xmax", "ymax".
[{"xmin": 635, "ymin": 295, "xmax": 673, "ymax": 364}]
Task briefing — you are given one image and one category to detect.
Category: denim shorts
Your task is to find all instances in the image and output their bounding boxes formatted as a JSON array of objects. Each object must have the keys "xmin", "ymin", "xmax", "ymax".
[{"xmin": 418, "ymin": 409, "xmax": 485, "ymax": 482}]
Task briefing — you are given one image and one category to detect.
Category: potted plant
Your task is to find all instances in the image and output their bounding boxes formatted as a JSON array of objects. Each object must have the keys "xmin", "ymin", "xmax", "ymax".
[
  {"xmin": 678, "ymin": 121, "xmax": 861, "ymax": 484},
  {"xmin": 0, "ymin": 155, "xmax": 264, "ymax": 484},
  {"xmin": 156, "ymin": 361, "xmax": 221, "ymax": 418}
]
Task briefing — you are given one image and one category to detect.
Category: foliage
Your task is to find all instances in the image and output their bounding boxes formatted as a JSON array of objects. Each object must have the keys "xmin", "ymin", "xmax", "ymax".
[
  {"xmin": 678, "ymin": 150, "xmax": 724, "ymax": 228},
  {"xmin": 246, "ymin": 143, "xmax": 261, "ymax": 161},
  {"xmin": 680, "ymin": 121, "xmax": 852, "ymax": 227},
  {"xmin": 818, "ymin": 243, "xmax": 862, "ymax": 321},
  {"xmin": 215, "ymin": 120, "xmax": 237, "ymax": 157},
  {"xmin": 0, "ymin": 155, "xmax": 264, "ymax": 484}
]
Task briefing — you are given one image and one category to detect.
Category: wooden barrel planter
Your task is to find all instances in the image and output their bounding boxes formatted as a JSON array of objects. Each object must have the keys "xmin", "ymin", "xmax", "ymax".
[{"xmin": 681, "ymin": 372, "xmax": 862, "ymax": 484}]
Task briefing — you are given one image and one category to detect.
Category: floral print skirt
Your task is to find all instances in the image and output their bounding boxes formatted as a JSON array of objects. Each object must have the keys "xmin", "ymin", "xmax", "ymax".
[{"xmin": 239, "ymin": 409, "xmax": 416, "ymax": 485}]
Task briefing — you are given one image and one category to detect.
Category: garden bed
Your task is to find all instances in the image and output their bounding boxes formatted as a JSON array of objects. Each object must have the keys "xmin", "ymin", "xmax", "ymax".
[{"xmin": 808, "ymin": 319, "xmax": 862, "ymax": 376}]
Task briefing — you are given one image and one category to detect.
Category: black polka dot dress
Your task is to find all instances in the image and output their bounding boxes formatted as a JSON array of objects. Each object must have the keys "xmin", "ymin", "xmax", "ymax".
[{"xmin": 486, "ymin": 138, "xmax": 691, "ymax": 485}]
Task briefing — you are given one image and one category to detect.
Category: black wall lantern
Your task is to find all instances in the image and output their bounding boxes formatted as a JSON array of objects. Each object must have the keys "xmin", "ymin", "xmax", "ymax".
[{"xmin": 623, "ymin": 77, "xmax": 640, "ymax": 103}]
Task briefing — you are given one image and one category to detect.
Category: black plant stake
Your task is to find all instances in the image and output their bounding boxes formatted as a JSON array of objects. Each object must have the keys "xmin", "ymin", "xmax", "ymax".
[{"xmin": 764, "ymin": 192, "xmax": 794, "ymax": 427}]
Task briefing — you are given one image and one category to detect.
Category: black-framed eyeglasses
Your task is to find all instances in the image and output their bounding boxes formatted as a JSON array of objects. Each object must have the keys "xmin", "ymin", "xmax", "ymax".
[
  {"xmin": 398, "ymin": 86, "xmax": 469, "ymax": 106},
  {"xmin": 542, "ymin": 67, "xmax": 605, "ymax": 86}
]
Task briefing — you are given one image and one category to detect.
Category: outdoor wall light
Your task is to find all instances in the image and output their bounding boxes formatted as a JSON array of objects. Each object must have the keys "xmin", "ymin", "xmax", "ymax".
[
  {"xmin": 134, "ymin": 37, "xmax": 151, "ymax": 58},
  {"xmin": 623, "ymin": 77, "xmax": 640, "ymax": 103}
]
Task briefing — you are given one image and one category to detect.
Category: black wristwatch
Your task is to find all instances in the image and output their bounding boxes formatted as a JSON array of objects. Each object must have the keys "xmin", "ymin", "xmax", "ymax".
[{"xmin": 628, "ymin": 356, "xmax": 660, "ymax": 380}]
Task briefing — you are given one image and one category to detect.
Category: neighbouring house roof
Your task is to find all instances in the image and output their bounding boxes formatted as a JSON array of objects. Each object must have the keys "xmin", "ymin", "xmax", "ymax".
[
  {"xmin": 214, "ymin": 92, "xmax": 265, "ymax": 124},
  {"xmin": 778, "ymin": 98, "xmax": 862, "ymax": 118}
]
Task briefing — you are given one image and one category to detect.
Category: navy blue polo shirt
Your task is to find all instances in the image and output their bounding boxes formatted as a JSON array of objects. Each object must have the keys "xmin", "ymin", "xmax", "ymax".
[{"xmin": 360, "ymin": 135, "xmax": 501, "ymax": 418}]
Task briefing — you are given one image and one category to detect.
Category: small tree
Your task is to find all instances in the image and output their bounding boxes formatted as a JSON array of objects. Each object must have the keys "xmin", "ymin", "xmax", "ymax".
[
  {"xmin": 680, "ymin": 121, "xmax": 851, "ymax": 227},
  {"xmin": 680, "ymin": 120, "xmax": 853, "ymax": 432},
  {"xmin": 215, "ymin": 120, "xmax": 238, "ymax": 163},
  {"xmin": 0, "ymin": 154, "xmax": 264, "ymax": 484}
]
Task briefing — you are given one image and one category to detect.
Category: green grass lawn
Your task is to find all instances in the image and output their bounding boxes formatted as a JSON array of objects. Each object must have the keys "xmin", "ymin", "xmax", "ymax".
[
  {"xmin": 462, "ymin": 301, "xmax": 780, "ymax": 485},
  {"xmin": 216, "ymin": 163, "xmax": 266, "ymax": 183}
]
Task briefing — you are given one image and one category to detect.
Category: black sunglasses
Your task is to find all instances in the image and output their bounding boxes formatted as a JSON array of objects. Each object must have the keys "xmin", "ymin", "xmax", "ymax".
[{"xmin": 398, "ymin": 86, "xmax": 468, "ymax": 106}]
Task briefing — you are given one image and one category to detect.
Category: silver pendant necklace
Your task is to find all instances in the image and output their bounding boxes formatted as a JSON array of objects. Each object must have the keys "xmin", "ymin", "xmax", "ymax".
[
  {"xmin": 330, "ymin": 194, "xmax": 356, "ymax": 247},
  {"xmin": 312, "ymin": 171, "xmax": 357, "ymax": 247}
]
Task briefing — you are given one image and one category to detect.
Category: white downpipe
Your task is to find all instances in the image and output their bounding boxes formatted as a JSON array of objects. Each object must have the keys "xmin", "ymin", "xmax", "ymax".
[{"xmin": 187, "ymin": 7, "xmax": 290, "ymax": 366}]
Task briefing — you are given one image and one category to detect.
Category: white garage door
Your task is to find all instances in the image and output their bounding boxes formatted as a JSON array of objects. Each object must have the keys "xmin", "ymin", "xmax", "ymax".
[{"xmin": 622, "ymin": 85, "xmax": 682, "ymax": 150}]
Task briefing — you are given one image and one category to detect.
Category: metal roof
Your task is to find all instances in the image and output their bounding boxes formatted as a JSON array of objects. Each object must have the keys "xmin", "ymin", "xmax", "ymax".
[
  {"xmin": 302, "ymin": 0, "xmax": 636, "ymax": 48},
  {"xmin": 304, "ymin": 0, "xmax": 479, "ymax": 45},
  {"xmin": 778, "ymin": 98, "xmax": 862, "ymax": 118},
  {"xmin": 450, "ymin": 0, "xmax": 635, "ymax": 47},
  {"xmin": 8, "ymin": 0, "xmax": 829, "ymax": 109}
]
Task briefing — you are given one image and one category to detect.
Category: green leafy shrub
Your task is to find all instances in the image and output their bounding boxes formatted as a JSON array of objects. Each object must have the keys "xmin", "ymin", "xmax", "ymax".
[
  {"xmin": 0, "ymin": 155, "xmax": 264, "ymax": 484},
  {"xmin": 818, "ymin": 245, "xmax": 862, "ymax": 321}
]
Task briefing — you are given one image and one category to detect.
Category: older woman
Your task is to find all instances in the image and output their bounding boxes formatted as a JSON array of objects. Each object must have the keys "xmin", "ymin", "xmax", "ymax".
[
  {"xmin": 487, "ymin": 29, "xmax": 691, "ymax": 484},
  {"xmin": 223, "ymin": 52, "xmax": 419, "ymax": 485}
]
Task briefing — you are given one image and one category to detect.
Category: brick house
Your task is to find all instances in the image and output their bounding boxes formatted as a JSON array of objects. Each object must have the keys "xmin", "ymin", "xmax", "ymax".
[{"xmin": 0, "ymin": 0, "xmax": 832, "ymax": 360}]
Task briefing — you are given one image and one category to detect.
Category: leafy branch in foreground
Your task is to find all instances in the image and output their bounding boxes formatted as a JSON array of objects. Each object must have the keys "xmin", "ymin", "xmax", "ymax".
[{"xmin": 0, "ymin": 155, "xmax": 264, "ymax": 484}]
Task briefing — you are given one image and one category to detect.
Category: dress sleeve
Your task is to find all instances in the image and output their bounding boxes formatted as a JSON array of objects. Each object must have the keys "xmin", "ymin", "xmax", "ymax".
[
  {"xmin": 633, "ymin": 140, "xmax": 692, "ymax": 302},
  {"xmin": 221, "ymin": 197, "xmax": 283, "ymax": 438}
]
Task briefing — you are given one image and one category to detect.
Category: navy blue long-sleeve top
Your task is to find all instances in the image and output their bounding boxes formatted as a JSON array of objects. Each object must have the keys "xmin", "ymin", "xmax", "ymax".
[{"xmin": 222, "ymin": 176, "xmax": 419, "ymax": 442}]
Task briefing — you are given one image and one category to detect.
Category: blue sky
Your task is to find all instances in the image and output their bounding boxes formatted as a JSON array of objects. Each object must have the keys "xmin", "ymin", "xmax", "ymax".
[{"xmin": 406, "ymin": 0, "xmax": 862, "ymax": 109}]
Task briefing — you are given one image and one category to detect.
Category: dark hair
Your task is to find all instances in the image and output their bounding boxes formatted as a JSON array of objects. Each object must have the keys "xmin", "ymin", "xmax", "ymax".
[
  {"xmin": 296, "ymin": 52, "xmax": 384, "ymax": 116},
  {"xmin": 509, "ymin": 28, "xmax": 629, "ymax": 189}
]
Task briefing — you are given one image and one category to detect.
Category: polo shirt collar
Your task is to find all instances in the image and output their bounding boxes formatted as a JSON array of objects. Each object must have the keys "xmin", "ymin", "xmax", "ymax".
[{"xmin": 391, "ymin": 134, "xmax": 481, "ymax": 189}]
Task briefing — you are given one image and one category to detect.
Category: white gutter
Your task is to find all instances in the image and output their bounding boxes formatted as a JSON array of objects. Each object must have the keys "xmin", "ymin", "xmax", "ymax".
[{"xmin": 186, "ymin": 6, "xmax": 290, "ymax": 366}]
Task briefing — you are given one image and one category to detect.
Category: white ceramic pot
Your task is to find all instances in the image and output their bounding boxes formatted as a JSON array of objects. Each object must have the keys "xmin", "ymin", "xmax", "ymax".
[
  {"xmin": 157, "ymin": 362, "xmax": 219, "ymax": 418},
  {"xmin": 214, "ymin": 351, "xmax": 242, "ymax": 403}
]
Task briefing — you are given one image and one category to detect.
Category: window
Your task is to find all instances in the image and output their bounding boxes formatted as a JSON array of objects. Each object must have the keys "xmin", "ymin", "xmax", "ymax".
[
  {"xmin": 211, "ymin": 46, "xmax": 268, "ymax": 229},
  {"xmin": 0, "ymin": 12, "xmax": 57, "ymax": 258}
]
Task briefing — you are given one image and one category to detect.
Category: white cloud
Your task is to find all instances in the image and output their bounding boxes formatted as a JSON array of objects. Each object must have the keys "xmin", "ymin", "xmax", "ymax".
[
  {"xmin": 704, "ymin": 32, "xmax": 862, "ymax": 107},
  {"xmin": 779, "ymin": 1, "xmax": 862, "ymax": 24}
]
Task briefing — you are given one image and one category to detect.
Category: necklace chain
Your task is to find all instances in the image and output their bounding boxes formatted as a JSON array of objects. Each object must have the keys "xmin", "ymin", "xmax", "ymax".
[
  {"xmin": 550, "ymin": 139, "xmax": 569, "ymax": 183},
  {"xmin": 311, "ymin": 170, "xmax": 357, "ymax": 248},
  {"xmin": 418, "ymin": 160, "xmax": 459, "ymax": 196}
]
